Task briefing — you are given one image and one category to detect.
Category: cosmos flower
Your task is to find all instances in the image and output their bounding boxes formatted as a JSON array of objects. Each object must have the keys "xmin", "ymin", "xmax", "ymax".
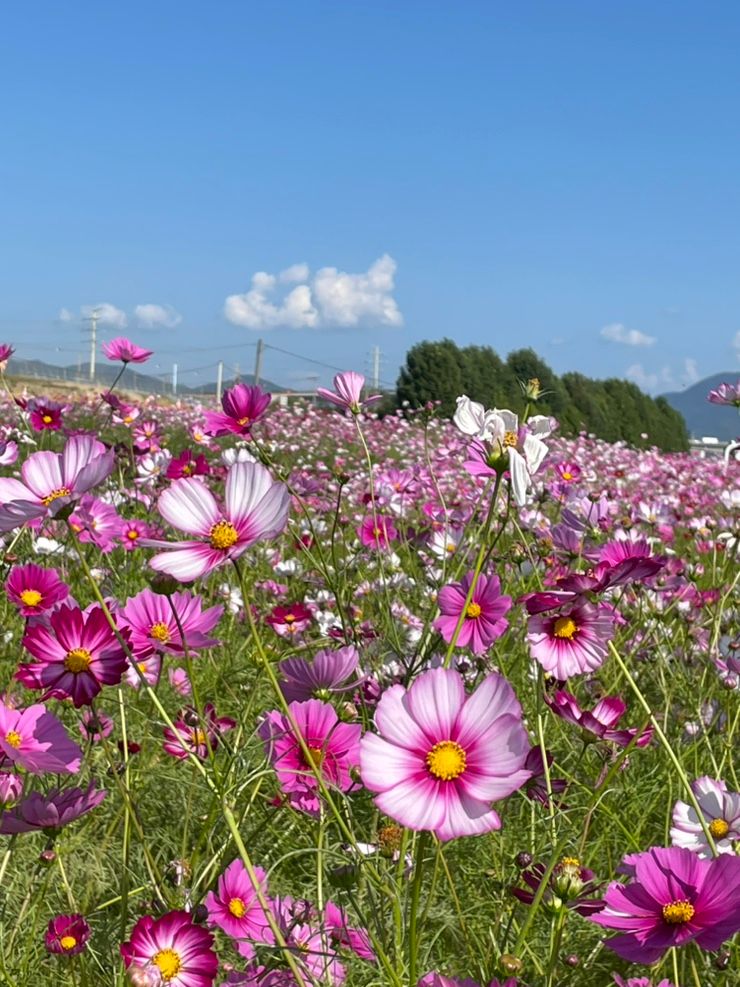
[
  {"xmin": 260, "ymin": 699, "xmax": 362, "ymax": 816},
  {"xmin": 19, "ymin": 603, "xmax": 130, "ymax": 707},
  {"xmin": 167, "ymin": 449, "xmax": 210, "ymax": 480},
  {"xmin": 279, "ymin": 646, "xmax": 361, "ymax": 702},
  {"xmin": 266, "ymin": 603, "xmax": 313, "ymax": 638},
  {"xmin": 28, "ymin": 398, "xmax": 65, "ymax": 432},
  {"xmin": 0, "ymin": 343, "xmax": 14, "ymax": 370},
  {"xmin": 5, "ymin": 563, "xmax": 69, "ymax": 616},
  {"xmin": 162, "ymin": 704, "xmax": 235, "ymax": 761},
  {"xmin": 434, "ymin": 571, "xmax": 512, "ymax": 654},
  {"xmin": 316, "ymin": 371, "xmax": 381, "ymax": 414},
  {"xmin": 360, "ymin": 668, "xmax": 531, "ymax": 841},
  {"xmin": 527, "ymin": 602, "xmax": 615, "ymax": 679},
  {"xmin": 205, "ymin": 858, "xmax": 274, "ymax": 957},
  {"xmin": 0, "ymin": 702, "xmax": 82, "ymax": 775},
  {"xmin": 323, "ymin": 901, "xmax": 376, "ymax": 963},
  {"xmin": 203, "ymin": 383, "xmax": 272, "ymax": 437},
  {"xmin": 121, "ymin": 910, "xmax": 219, "ymax": 987},
  {"xmin": 119, "ymin": 588, "xmax": 223, "ymax": 659},
  {"xmin": 511, "ymin": 855, "xmax": 603, "ymax": 915},
  {"xmin": 588, "ymin": 845, "xmax": 740, "ymax": 963},
  {"xmin": 0, "ymin": 782, "xmax": 106, "ymax": 834},
  {"xmin": 707, "ymin": 380, "xmax": 740, "ymax": 407},
  {"xmin": 102, "ymin": 337, "xmax": 154, "ymax": 364},
  {"xmin": 358, "ymin": 515, "xmax": 397, "ymax": 549},
  {"xmin": 69, "ymin": 494, "xmax": 122, "ymax": 552},
  {"xmin": 147, "ymin": 462, "xmax": 290, "ymax": 582},
  {"xmin": 45, "ymin": 913, "xmax": 91, "ymax": 956},
  {"xmin": 545, "ymin": 691, "xmax": 652, "ymax": 748},
  {"xmin": 670, "ymin": 776, "xmax": 740, "ymax": 857}
]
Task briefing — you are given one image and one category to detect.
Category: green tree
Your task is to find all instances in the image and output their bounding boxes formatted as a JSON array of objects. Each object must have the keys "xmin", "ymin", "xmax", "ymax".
[{"xmin": 396, "ymin": 339, "xmax": 464, "ymax": 417}]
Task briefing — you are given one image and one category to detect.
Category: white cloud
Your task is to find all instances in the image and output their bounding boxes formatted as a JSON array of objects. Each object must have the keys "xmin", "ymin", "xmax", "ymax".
[
  {"xmin": 224, "ymin": 254, "xmax": 403, "ymax": 331},
  {"xmin": 683, "ymin": 358, "xmax": 699, "ymax": 385},
  {"xmin": 135, "ymin": 303, "xmax": 182, "ymax": 329},
  {"xmin": 601, "ymin": 323, "xmax": 656, "ymax": 347},
  {"xmin": 58, "ymin": 307, "xmax": 73, "ymax": 322},
  {"xmin": 733, "ymin": 331, "xmax": 740, "ymax": 362},
  {"xmin": 81, "ymin": 302, "xmax": 128, "ymax": 329},
  {"xmin": 626, "ymin": 363, "xmax": 674, "ymax": 393}
]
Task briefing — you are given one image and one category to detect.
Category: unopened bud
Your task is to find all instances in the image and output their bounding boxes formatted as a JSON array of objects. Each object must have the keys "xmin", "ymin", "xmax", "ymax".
[
  {"xmin": 515, "ymin": 851, "xmax": 533, "ymax": 869},
  {"xmin": 39, "ymin": 849, "xmax": 56, "ymax": 864},
  {"xmin": 499, "ymin": 954, "xmax": 522, "ymax": 975},
  {"xmin": 564, "ymin": 954, "xmax": 580, "ymax": 968},
  {"xmin": 715, "ymin": 950, "xmax": 731, "ymax": 970},
  {"xmin": 149, "ymin": 572, "xmax": 180, "ymax": 596}
]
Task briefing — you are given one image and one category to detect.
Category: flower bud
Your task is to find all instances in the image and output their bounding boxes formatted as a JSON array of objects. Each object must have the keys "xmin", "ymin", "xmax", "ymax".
[
  {"xmin": 149, "ymin": 572, "xmax": 180, "ymax": 596},
  {"xmin": 515, "ymin": 851, "xmax": 533, "ymax": 869},
  {"xmin": 499, "ymin": 954, "xmax": 523, "ymax": 975}
]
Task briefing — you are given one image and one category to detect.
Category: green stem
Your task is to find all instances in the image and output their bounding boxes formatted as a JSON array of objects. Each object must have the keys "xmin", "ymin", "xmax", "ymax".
[{"xmin": 408, "ymin": 831, "xmax": 430, "ymax": 987}]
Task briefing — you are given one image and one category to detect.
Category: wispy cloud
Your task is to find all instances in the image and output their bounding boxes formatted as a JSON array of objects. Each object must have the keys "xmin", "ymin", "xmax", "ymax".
[
  {"xmin": 733, "ymin": 331, "xmax": 740, "ymax": 362},
  {"xmin": 682, "ymin": 357, "xmax": 699, "ymax": 385},
  {"xmin": 601, "ymin": 323, "xmax": 656, "ymax": 347},
  {"xmin": 224, "ymin": 255, "xmax": 403, "ymax": 331},
  {"xmin": 135, "ymin": 303, "xmax": 182, "ymax": 329},
  {"xmin": 626, "ymin": 362, "xmax": 674, "ymax": 393},
  {"xmin": 80, "ymin": 303, "xmax": 128, "ymax": 329}
]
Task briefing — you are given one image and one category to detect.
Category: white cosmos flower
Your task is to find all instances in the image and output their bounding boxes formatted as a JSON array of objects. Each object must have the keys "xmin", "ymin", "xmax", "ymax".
[{"xmin": 670, "ymin": 776, "xmax": 740, "ymax": 857}]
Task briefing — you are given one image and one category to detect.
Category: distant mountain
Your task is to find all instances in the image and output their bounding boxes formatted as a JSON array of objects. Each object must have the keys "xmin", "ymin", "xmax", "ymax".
[
  {"xmin": 662, "ymin": 372, "xmax": 740, "ymax": 441},
  {"xmin": 6, "ymin": 358, "xmax": 285, "ymax": 397}
]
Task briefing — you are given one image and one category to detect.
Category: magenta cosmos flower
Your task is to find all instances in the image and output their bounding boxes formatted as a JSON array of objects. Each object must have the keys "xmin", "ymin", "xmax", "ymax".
[
  {"xmin": 670, "ymin": 776, "xmax": 740, "ymax": 857},
  {"xmin": 0, "ymin": 343, "xmax": 14, "ymax": 370},
  {"xmin": 203, "ymin": 382, "xmax": 272, "ymax": 437},
  {"xmin": 102, "ymin": 336, "xmax": 154, "ymax": 364},
  {"xmin": 19, "ymin": 603, "xmax": 129, "ymax": 707},
  {"xmin": 527, "ymin": 602, "xmax": 615, "ymax": 679},
  {"xmin": 6, "ymin": 563, "xmax": 69, "ymax": 616},
  {"xmin": 360, "ymin": 668, "xmax": 531, "ymax": 841},
  {"xmin": 28, "ymin": 398, "xmax": 65, "ymax": 432},
  {"xmin": 266, "ymin": 603, "xmax": 313, "ymax": 638},
  {"xmin": 120, "ymin": 588, "xmax": 223, "ymax": 659},
  {"xmin": 589, "ymin": 845, "xmax": 740, "ymax": 963},
  {"xmin": 279, "ymin": 645, "xmax": 361, "ymax": 702},
  {"xmin": 45, "ymin": 913, "xmax": 91, "ymax": 956},
  {"xmin": 162, "ymin": 704, "xmax": 236, "ymax": 761},
  {"xmin": 205, "ymin": 858, "xmax": 274, "ymax": 958},
  {"xmin": 148, "ymin": 462, "xmax": 290, "ymax": 582},
  {"xmin": 545, "ymin": 691, "xmax": 652, "ymax": 748},
  {"xmin": 358, "ymin": 514, "xmax": 397, "ymax": 548},
  {"xmin": 0, "ymin": 782, "xmax": 106, "ymax": 834},
  {"xmin": 316, "ymin": 371, "xmax": 381, "ymax": 414},
  {"xmin": 434, "ymin": 572, "xmax": 512, "ymax": 655},
  {"xmin": 0, "ymin": 433, "xmax": 114, "ymax": 527},
  {"xmin": 121, "ymin": 910, "xmax": 219, "ymax": 987},
  {"xmin": 0, "ymin": 702, "xmax": 82, "ymax": 775},
  {"xmin": 260, "ymin": 699, "xmax": 362, "ymax": 816}
]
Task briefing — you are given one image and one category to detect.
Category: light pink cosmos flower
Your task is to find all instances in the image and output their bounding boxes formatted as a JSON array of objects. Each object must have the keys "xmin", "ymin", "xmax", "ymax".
[
  {"xmin": 205, "ymin": 859, "xmax": 274, "ymax": 958},
  {"xmin": 0, "ymin": 702, "xmax": 82, "ymax": 774},
  {"xmin": 316, "ymin": 371, "xmax": 381, "ymax": 414},
  {"xmin": 434, "ymin": 571, "xmax": 512, "ymax": 654},
  {"xmin": 0, "ymin": 434, "xmax": 114, "ymax": 529},
  {"xmin": 260, "ymin": 699, "xmax": 362, "ymax": 816},
  {"xmin": 147, "ymin": 462, "xmax": 290, "ymax": 582},
  {"xmin": 527, "ymin": 602, "xmax": 615, "ymax": 680},
  {"xmin": 670, "ymin": 776, "xmax": 740, "ymax": 857},
  {"xmin": 360, "ymin": 668, "xmax": 531, "ymax": 842},
  {"xmin": 102, "ymin": 337, "xmax": 154, "ymax": 364},
  {"xmin": 707, "ymin": 380, "xmax": 740, "ymax": 407}
]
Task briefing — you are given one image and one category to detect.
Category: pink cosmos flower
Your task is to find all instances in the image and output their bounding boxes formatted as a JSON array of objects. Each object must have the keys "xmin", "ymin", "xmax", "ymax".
[
  {"xmin": 0, "ymin": 433, "xmax": 114, "ymax": 528},
  {"xmin": 0, "ymin": 343, "xmax": 14, "ymax": 370},
  {"xmin": 102, "ymin": 337, "xmax": 154, "ymax": 364},
  {"xmin": 358, "ymin": 515, "xmax": 397, "ymax": 549},
  {"xmin": 511, "ymin": 855, "xmax": 603, "ymax": 914},
  {"xmin": 588, "ymin": 845, "xmax": 740, "ymax": 963},
  {"xmin": 259, "ymin": 699, "xmax": 362, "ymax": 816},
  {"xmin": 147, "ymin": 462, "xmax": 290, "ymax": 582},
  {"xmin": 612, "ymin": 977, "xmax": 676, "ymax": 987},
  {"xmin": 121, "ymin": 910, "xmax": 219, "ymax": 987},
  {"xmin": 316, "ymin": 371, "xmax": 381, "ymax": 414},
  {"xmin": 279, "ymin": 646, "xmax": 361, "ymax": 702},
  {"xmin": 205, "ymin": 859, "xmax": 274, "ymax": 957},
  {"xmin": 670, "ymin": 776, "xmax": 740, "ymax": 857},
  {"xmin": 203, "ymin": 383, "xmax": 272, "ymax": 437},
  {"xmin": 323, "ymin": 901, "xmax": 376, "ymax": 963},
  {"xmin": 266, "ymin": 603, "xmax": 313, "ymax": 638},
  {"xmin": 19, "ymin": 603, "xmax": 129, "ymax": 707},
  {"xmin": 162, "ymin": 704, "xmax": 235, "ymax": 760},
  {"xmin": 118, "ymin": 518, "xmax": 153, "ymax": 550},
  {"xmin": 28, "ymin": 398, "xmax": 65, "ymax": 432},
  {"xmin": 126, "ymin": 654, "xmax": 163, "ymax": 690},
  {"xmin": 0, "ymin": 771, "xmax": 23, "ymax": 804},
  {"xmin": 45, "ymin": 913, "xmax": 91, "ymax": 955},
  {"xmin": 527, "ymin": 602, "xmax": 615, "ymax": 679},
  {"xmin": 78, "ymin": 708, "xmax": 114, "ymax": 743},
  {"xmin": 707, "ymin": 380, "xmax": 740, "ymax": 407},
  {"xmin": 418, "ymin": 976, "xmax": 516, "ymax": 987},
  {"xmin": 120, "ymin": 588, "xmax": 223, "ymax": 659},
  {"xmin": 434, "ymin": 572, "xmax": 512, "ymax": 655},
  {"xmin": 6, "ymin": 563, "xmax": 69, "ymax": 616},
  {"xmin": 545, "ymin": 691, "xmax": 652, "ymax": 748},
  {"xmin": 554, "ymin": 461, "xmax": 581, "ymax": 483},
  {"xmin": 69, "ymin": 494, "xmax": 121, "ymax": 552},
  {"xmin": 0, "ymin": 782, "xmax": 106, "ymax": 833},
  {"xmin": 167, "ymin": 449, "xmax": 210, "ymax": 480},
  {"xmin": 0, "ymin": 702, "xmax": 82, "ymax": 774},
  {"xmin": 360, "ymin": 668, "xmax": 531, "ymax": 841}
]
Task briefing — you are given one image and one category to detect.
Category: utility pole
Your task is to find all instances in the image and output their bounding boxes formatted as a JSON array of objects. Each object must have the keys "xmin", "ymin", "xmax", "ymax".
[
  {"xmin": 254, "ymin": 338, "xmax": 264, "ymax": 386},
  {"xmin": 83, "ymin": 308, "xmax": 100, "ymax": 382},
  {"xmin": 234, "ymin": 362, "xmax": 241, "ymax": 383},
  {"xmin": 216, "ymin": 361, "xmax": 224, "ymax": 403},
  {"xmin": 372, "ymin": 345, "xmax": 381, "ymax": 391},
  {"xmin": 172, "ymin": 363, "xmax": 178, "ymax": 396}
]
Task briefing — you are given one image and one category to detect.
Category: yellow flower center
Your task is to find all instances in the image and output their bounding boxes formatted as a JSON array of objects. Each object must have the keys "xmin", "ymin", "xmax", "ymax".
[
  {"xmin": 465, "ymin": 602, "xmax": 482, "ymax": 619},
  {"xmin": 284, "ymin": 614, "xmax": 296, "ymax": 623},
  {"xmin": 59, "ymin": 935, "xmax": 77, "ymax": 950},
  {"xmin": 306, "ymin": 746, "xmax": 324, "ymax": 769},
  {"xmin": 126, "ymin": 529, "xmax": 139, "ymax": 540},
  {"xmin": 209, "ymin": 520, "xmax": 239, "ymax": 550},
  {"xmin": 20, "ymin": 589, "xmax": 43, "ymax": 607},
  {"xmin": 554, "ymin": 616, "xmax": 578, "ymax": 639},
  {"xmin": 64, "ymin": 648, "xmax": 93, "ymax": 673},
  {"xmin": 662, "ymin": 899, "xmax": 695, "ymax": 925},
  {"xmin": 426, "ymin": 740, "xmax": 467, "ymax": 781},
  {"xmin": 41, "ymin": 486, "xmax": 71, "ymax": 507},
  {"xmin": 42, "ymin": 415, "xmax": 53, "ymax": 424},
  {"xmin": 150, "ymin": 622, "xmax": 171, "ymax": 643},
  {"xmin": 562, "ymin": 471, "xmax": 573, "ymax": 481},
  {"xmin": 237, "ymin": 415, "xmax": 251, "ymax": 426},
  {"xmin": 153, "ymin": 947, "xmax": 182, "ymax": 980},
  {"xmin": 5, "ymin": 730, "xmax": 22, "ymax": 749},
  {"xmin": 503, "ymin": 430, "xmax": 518, "ymax": 448},
  {"xmin": 193, "ymin": 729, "xmax": 208, "ymax": 746},
  {"xmin": 137, "ymin": 662, "xmax": 148, "ymax": 673},
  {"xmin": 709, "ymin": 818, "xmax": 730, "ymax": 839},
  {"xmin": 228, "ymin": 897, "xmax": 247, "ymax": 918},
  {"xmin": 560, "ymin": 856, "xmax": 581, "ymax": 869}
]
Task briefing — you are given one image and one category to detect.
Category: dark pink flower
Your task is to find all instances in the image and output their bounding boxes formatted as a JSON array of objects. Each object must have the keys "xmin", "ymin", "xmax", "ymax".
[
  {"xmin": 121, "ymin": 910, "xmax": 218, "ymax": 986},
  {"xmin": 0, "ymin": 783, "xmax": 106, "ymax": 834},
  {"xmin": 512, "ymin": 855, "xmax": 602, "ymax": 915},
  {"xmin": 434, "ymin": 572, "xmax": 512, "ymax": 655},
  {"xmin": 78, "ymin": 708, "xmax": 114, "ymax": 743},
  {"xmin": 266, "ymin": 603, "xmax": 313, "ymax": 638},
  {"xmin": 6, "ymin": 563, "xmax": 69, "ymax": 616},
  {"xmin": 102, "ymin": 337, "xmax": 153, "ymax": 364},
  {"xmin": 203, "ymin": 383, "xmax": 271, "ymax": 437},
  {"xmin": 546, "ymin": 691, "xmax": 652, "ymax": 748},
  {"xmin": 167, "ymin": 449, "xmax": 210, "ymax": 480},
  {"xmin": 358, "ymin": 515, "xmax": 397, "ymax": 549},
  {"xmin": 118, "ymin": 518, "xmax": 153, "ymax": 550},
  {"xmin": 0, "ymin": 701, "xmax": 82, "ymax": 774},
  {"xmin": 45, "ymin": 913, "xmax": 91, "ymax": 955},
  {"xmin": 0, "ymin": 343, "xmax": 14, "ymax": 370},
  {"xmin": 205, "ymin": 858, "xmax": 274, "ymax": 956},
  {"xmin": 589, "ymin": 846, "xmax": 740, "ymax": 963},
  {"xmin": 162, "ymin": 704, "xmax": 235, "ymax": 760},
  {"xmin": 323, "ymin": 900, "xmax": 376, "ymax": 963},
  {"xmin": 19, "ymin": 603, "xmax": 129, "ymax": 707},
  {"xmin": 28, "ymin": 399, "xmax": 65, "ymax": 432},
  {"xmin": 120, "ymin": 588, "xmax": 223, "ymax": 659}
]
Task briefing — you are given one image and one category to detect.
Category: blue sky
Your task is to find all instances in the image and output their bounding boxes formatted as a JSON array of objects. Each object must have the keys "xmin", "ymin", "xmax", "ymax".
[{"xmin": 1, "ymin": 1, "xmax": 739, "ymax": 393}]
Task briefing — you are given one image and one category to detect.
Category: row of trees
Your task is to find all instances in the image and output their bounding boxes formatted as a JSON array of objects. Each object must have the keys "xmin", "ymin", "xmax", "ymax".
[{"xmin": 395, "ymin": 339, "xmax": 689, "ymax": 452}]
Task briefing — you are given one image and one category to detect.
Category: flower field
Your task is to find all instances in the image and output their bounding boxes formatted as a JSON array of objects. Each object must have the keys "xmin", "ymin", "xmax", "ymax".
[{"xmin": 0, "ymin": 344, "xmax": 738, "ymax": 987}]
